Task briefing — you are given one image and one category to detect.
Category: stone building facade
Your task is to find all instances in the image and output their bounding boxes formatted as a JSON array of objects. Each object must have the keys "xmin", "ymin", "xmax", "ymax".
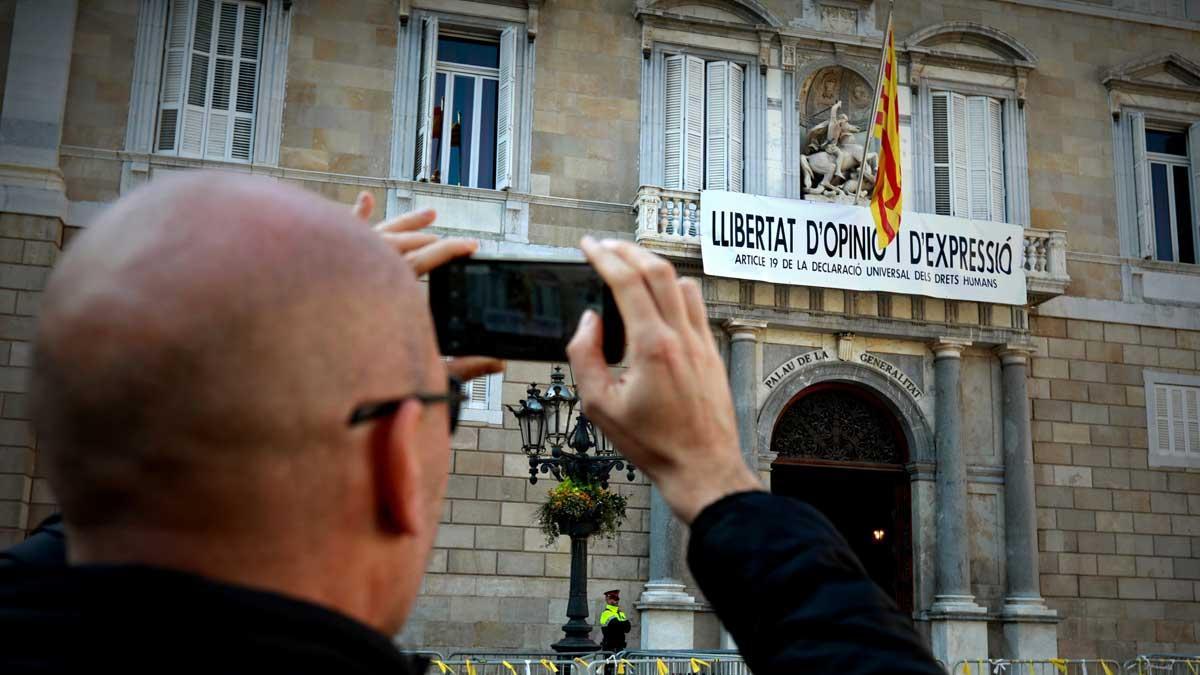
[{"xmin": 1, "ymin": 0, "xmax": 1199, "ymax": 666}]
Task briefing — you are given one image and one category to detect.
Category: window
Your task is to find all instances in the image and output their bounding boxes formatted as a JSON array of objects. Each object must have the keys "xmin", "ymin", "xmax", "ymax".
[
  {"xmin": 458, "ymin": 372, "xmax": 504, "ymax": 425},
  {"xmin": 1145, "ymin": 371, "xmax": 1200, "ymax": 469},
  {"xmin": 930, "ymin": 92, "xmax": 1005, "ymax": 222},
  {"xmin": 1134, "ymin": 124, "xmax": 1199, "ymax": 264},
  {"xmin": 155, "ymin": 0, "xmax": 263, "ymax": 162},
  {"xmin": 413, "ymin": 18, "xmax": 516, "ymax": 191},
  {"xmin": 663, "ymin": 55, "xmax": 745, "ymax": 192}
]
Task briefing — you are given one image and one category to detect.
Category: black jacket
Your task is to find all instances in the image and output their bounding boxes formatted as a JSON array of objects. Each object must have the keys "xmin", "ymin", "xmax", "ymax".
[
  {"xmin": 0, "ymin": 564, "xmax": 427, "ymax": 674},
  {"xmin": 688, "ymin": 491, "xmax": 943, "ymax": 674}
]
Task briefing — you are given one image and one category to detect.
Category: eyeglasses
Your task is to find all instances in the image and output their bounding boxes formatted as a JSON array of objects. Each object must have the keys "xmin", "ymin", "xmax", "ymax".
[{"xmin": 347, "ymin": 376, "xmax": 466, "ymax": 433}]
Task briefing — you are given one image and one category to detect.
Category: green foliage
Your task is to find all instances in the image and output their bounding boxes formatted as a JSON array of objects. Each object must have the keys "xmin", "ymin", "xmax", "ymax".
[{"xmin": 536, "ymin": 477, "xmax": 628, "ymax": 544}]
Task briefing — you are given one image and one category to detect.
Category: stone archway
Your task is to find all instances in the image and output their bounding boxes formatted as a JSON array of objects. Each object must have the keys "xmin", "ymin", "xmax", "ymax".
[
  {"xmin": 757, "ymin": 359, "xmax": 935, "ymax": 615},
  {"xmin": 756, "ymin": 359, "xmax": 934, "ymax": 464}
]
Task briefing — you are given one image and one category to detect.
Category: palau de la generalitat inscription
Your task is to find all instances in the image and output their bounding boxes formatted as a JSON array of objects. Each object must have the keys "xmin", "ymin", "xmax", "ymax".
[{"xmin": 762, "ymin": 348, "xmax": 924, "ymax": 402}]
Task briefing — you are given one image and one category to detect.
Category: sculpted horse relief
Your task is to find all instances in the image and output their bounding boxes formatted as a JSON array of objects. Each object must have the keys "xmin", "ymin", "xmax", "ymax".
[{"xmin": 800, "ymin": 100, "xmax": 878, "ymax": 202}]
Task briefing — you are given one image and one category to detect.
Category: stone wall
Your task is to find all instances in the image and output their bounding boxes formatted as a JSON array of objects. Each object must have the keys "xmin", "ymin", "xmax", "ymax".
[
  {"xmin": 530, "ymin": 0, "xmax": 641, "ymax": 204},
  {"xmin": 279, "ymin": 0, "xmax": 396, "ymax": 177},
  {"xmin": 0, "ymin": 214, "xmax": 61, "ymax": 547},
  {"xmin": 1030, "ymin": 315, "xmax": 1200, "ymax": 657}
]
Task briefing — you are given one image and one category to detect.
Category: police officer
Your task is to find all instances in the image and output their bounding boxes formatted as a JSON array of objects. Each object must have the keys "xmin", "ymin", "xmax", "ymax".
[{"xmin": 598, "ymin": 589, "xmax": 631, "ymax": 654}]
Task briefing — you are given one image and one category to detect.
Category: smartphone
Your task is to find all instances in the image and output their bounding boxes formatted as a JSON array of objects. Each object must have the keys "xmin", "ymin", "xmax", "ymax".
[{"xmin": 429, "ymin": 257, "xmax": 626, "ymax": 364}]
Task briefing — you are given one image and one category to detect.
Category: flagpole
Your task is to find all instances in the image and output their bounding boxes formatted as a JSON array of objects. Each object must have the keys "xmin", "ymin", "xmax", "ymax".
[{"xmin": 854, "ymin": 0, "xmax": 894, "ymax": 207}]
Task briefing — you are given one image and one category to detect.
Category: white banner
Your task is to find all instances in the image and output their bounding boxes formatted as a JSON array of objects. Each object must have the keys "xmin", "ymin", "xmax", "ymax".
[{"xmin": 700, "ymin": 190, "xmax": 1027, "ymax": 305}]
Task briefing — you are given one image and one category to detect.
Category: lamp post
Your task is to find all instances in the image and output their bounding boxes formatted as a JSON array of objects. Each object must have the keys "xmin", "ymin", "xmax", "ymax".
[{"xmin": 508, "ymin": 366, "xmax": 636, "ymax": 654}]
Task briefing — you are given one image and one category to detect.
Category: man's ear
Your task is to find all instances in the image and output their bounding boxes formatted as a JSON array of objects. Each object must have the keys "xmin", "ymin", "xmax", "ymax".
[{"xmin": 371, "ymin": 399, "xmax": 425, "ymax": 536}]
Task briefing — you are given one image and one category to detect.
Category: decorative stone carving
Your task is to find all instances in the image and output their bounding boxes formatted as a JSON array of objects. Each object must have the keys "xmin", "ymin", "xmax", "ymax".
[
  {"xmin": 797, "ymin": 66, "xmax": 877, "ymax": 203},
  {"xmin": 771, "ymin": 385, "xmax": 904, "ymax": 464}
]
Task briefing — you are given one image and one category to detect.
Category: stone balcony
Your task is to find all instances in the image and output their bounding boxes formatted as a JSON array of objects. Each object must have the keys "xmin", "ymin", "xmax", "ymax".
[{"xmin": 632, "ymin": 185, "xmax": 1071, "ymax": 306}]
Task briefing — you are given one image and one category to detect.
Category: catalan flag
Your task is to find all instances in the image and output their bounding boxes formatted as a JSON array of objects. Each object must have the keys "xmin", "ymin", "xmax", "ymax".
[{"xmin": 870, "ymin": 17, "xmax": 902, "ymax": 249}]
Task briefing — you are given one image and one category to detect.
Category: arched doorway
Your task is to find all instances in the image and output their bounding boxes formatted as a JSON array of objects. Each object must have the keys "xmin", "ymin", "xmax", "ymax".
[{"xmin": 769, "ymin": 382, "xmax": 914, "ymax": 613}]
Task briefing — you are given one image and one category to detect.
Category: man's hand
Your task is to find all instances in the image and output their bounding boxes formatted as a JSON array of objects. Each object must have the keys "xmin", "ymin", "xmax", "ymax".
[
  {"xmin": 351, "ymin": 191, "xmax": 502, "ymax": 383},
  {"xmin": 566, "ymin": 237, "xmax": 762, "ymax": 524}
]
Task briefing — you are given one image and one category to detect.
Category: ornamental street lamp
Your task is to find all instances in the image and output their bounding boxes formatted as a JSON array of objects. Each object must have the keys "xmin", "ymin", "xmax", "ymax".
[{"xmin": 507, "ymin": 366, "xmax": 636, "ymax": 654}]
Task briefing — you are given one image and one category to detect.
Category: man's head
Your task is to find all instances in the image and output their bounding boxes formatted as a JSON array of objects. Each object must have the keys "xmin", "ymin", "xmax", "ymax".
[
  {"xmin": 604, "ymin": 590, "xmax": 620, "ymax": 606},
  {"xmin": 31, "ymin": 172, "xmax": 452, "ymax": 633}
]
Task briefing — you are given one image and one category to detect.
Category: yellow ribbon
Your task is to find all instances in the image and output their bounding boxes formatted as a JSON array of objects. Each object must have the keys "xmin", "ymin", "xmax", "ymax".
[
  {"xmin": 1187, "ymin": 661, "xmax": 1199, "ymax": 675},
  {"xmin": 657, "ymin": 659, "xmax": 670, "ymax": 675},
  {"xmin": 433, "ymin": 661, "xmax": 456, "ymax": 675},
  {"xmin": 1050, "ymin": 659, "xmax": 1069, "ymax": 674},
  {"xmin": 540, "ymin": 659, "xmax": 558, "ymax": 673},
  {"xmin": 465, "ymin": 659, "xmax": 477, "ymax": 675},
  {"xmin": 1028, "ymin": 663, "xmax": 1035, "ymax": 675},
  {"xmin": 964, "ymin": 662, "xmax": 972, "ymax": 675},
  {"xmin": 1101, "ymin": 662, "xmax": 1114, "ymax": 675},
  {"xmin": 501, "ymin": 662, "xmax": 518, "ymax": 675},
  {"xmin": 690, "ymin": 657, "xmax": 712, "ymax": 672},
  {"xmin": 616, "ymin": 659, "xmax": 634, "ymax": 674},
  {"xmin": 574, "ymin": 658, "xmax": 590, "ymax": 670}
]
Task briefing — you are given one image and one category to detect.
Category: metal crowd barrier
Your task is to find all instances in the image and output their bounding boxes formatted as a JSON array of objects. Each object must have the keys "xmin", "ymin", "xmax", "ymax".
[
  {"xmin": 587, "ymin": 655, "xmax": 749, "ymax": 675},
  {"xmin": 1124, "ymin": 655, "xmax": 1200, "ymax": 674},
  {"xmin": 447, "ymin": 651, "xmax": 610, "ymax": 663},
  {"xmin": 426, "ymin": 656, "xmax": 594, "ymax": 675},
  {"xmin": 953, "ymin": 659, "xmax": 1121, "ymax": 675}
]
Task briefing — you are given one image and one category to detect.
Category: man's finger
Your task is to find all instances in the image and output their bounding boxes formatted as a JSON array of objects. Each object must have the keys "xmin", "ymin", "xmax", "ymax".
[
  {"xmin": 374, "ymin": 208, "xmax": 436, "ymax": 234},
  {"xmin": 351, "ymin": 191, "xmax": 374, "ymax": 221},
  {"xmin": 607, "ymin": 241, "xmax": 689, "ymax": 338},
  {"xmin": 581, "ymin": 237, "xmax": 665, "ymax": 339},
  {"xmin": 379, "ymin": 232, "xmax": 439, "ymax": 255},
  {"xmin": 567, "ymin": 309, "xmax": 616, "ymax": 413},
  {"xmin": 446, "ymin": 357, "xmax": 505, "ymax": 382},
  {"xmin": 406, "ymin": 238, "xmax": 478, "ymax": 275},
  {"xmin": 679, "ymin": 277, "xmax": 710, "ymax": 339}
]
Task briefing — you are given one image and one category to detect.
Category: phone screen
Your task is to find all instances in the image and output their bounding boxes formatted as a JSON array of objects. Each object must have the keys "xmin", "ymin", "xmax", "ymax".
[{"xmin": 430, "ymin": 259, "xmax": 625, "ymax": 363}]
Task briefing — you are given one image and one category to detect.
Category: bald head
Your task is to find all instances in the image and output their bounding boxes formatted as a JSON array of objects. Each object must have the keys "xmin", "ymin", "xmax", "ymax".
[{"xmin": 32, "ymin": 172, "xmax": 437, "ymax": 534}]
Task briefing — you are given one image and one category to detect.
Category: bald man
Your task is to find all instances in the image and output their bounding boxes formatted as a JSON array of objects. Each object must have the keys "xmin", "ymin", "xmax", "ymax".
[{"xmin": 0, "ymin": 172, "xmax": 941, "ymax": 674}]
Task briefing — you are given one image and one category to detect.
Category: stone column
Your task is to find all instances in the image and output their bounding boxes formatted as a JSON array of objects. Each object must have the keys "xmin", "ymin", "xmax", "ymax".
[
  {"xmin": 636, "ymin": 486, "xmax": 698, "ymax": 649},
  {"xmin": 724, "ymin": 320, "xmax": 766, "ymax": 468},
  {"xmin": 929, "ymin": 339, "xmax": 988, "ymax": 667},
  {"xmin": 0, "ymin": 0, "xmax": 76, "ymax": 546},
  {"xmin": 997, "ymin": 346, "xmax": 1058, "ymax": 659}
]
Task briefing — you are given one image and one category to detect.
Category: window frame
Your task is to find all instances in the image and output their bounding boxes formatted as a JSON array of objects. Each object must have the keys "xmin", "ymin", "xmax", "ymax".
[
  {"xmin": 123, "ymin": 0, "xmax": 289, "ymax": 179},
  {"xmin": 154, "ymin": 0, "xmax": 264, "ymax": 163},
  {"xmin": 1142, "ymin": 121, "xmax": 1198, "ymax": 264},
  {"xmin": 911, "ymin": 76, "xmax": 1028, "ymax": 226},
  {"xmin": 1144, "ymin": 370, "xmax": 1200, "ymax": 469},
  {"xmin": 929, "ymin": 89, "xmax": 1007, "ymax": 223},
  {"xmin": 388, "ymin": 9, "xmax": 533, "ymax": 228},
  {"xmin": 459, "ymin": 372, "xmax": 504, "ymax": 425},
  {"xmin": 431, "ymin": 35, "xmax": 502, "ymax": 190},
  {"xmin": 639, "ymin": 42, "xmax": 765, "ymax": 195}
]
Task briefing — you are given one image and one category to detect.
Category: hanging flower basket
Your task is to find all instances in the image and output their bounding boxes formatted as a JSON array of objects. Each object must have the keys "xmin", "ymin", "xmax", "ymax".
[{"xmin": 537, "ymin": 477, "xmax": 628, "ymax": 544}]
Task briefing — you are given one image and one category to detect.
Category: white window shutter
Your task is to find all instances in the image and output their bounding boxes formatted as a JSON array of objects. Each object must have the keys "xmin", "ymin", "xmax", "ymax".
[
  {"xmin": 705, "ymin": 61, "xmax": 728, "ymax": 190},
  {"xmin": 664, "ymin": 55, "xmax": 684, "ymax": 189},
  {"xmin": 966, "ymin": 96, "xmax": 990, "ymax": 220},
  {"xmin": 181, "ymin": 0, "xmax": 216, "ymax": 157},
  {"xmin": 1155, "ymin": 384, "xmax": 1172, "ymax": 458},
  {"xmin": 1186, "ymin": 386, "xmax": 1200, "ymax": 460},
  {"xmin": 495, "ymin": 26, "xmax": 518, "ymax": 191},
  {"xmin": 683, "ymin": 55, "xmax": 705, "ymax": 192},
  {"xmin": 1130, "ymin": 112, "xmax": 1154, "ymax": 259},
  {"xmin": 950, "ymin": 93, "xmax": 969, "ymax": 218},
  {"xmin": 413, "ymin": 16, "xmax": 439, "ymax": 181},
  {"xmin": 728, "ymin": 63, "xmax": 744, "ymax": 192},
  {"xmin": 459, "ymin": 375, "xmax": 491, "ymax": 410},
  {"xmin": 156, "ymin": 0, "xmax": 193, "ymax": 153},
  {"xmin": 232, "ymin": 2, "xmax": 263, "ymax": 161},
  {"xmin": 988, "ymin": 98, "xmax": 1005, "ymax": 222},
  {"xmin": 1189, "ymin": 121, "xmax": 1200, "ymax": 259},
  {"xmin": 931, "ymin": 91, "xmax": 951, "ymax": 216}
]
